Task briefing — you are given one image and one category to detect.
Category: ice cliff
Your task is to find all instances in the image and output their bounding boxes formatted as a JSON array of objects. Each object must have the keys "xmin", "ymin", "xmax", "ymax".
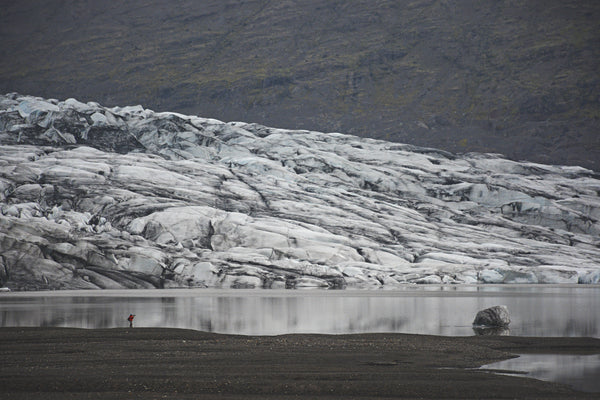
[{"xmin": 1, "ymin": 93, "xmax": 599, "ymax": 290}]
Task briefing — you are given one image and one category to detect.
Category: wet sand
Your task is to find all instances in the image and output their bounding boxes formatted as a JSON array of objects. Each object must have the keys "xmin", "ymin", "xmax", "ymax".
[{"xmin": 1, "ymin": 327, "xmax": 599, "ymax": 399}]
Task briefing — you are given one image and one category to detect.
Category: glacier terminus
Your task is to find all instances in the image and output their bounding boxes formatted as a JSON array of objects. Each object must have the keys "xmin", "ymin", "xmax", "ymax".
[{"xmin": 0, "ymin": 93, "xmax": 599, "ymax": 290}]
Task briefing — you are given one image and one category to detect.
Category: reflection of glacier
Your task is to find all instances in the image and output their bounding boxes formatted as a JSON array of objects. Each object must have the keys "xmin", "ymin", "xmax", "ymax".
[{"xmin": 1, "ymin": 287, "xmax": 599, "ymax": 337}]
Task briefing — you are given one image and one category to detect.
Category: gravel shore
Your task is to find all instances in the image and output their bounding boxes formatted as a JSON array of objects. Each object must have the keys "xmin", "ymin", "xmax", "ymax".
[{"xmin": 1, "ymin": 327, "xmax": 599, "ymax": 399}]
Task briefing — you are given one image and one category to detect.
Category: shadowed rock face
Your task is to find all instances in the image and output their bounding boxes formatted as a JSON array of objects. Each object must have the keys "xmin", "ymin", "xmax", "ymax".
[
  {"xmin": 473, "ymin": 305, "xmax": 511, "ymax": 336},
  {"xmin": 473, "ymin": 305, "xmax": 510, "ymax": 327},
  {"xmin": 0, "ymin": 1, "xmax": 599, "ymax": 170},
  {"xmin": 0, "ymin": 93, "xmax": 599, "ymax": 290}
]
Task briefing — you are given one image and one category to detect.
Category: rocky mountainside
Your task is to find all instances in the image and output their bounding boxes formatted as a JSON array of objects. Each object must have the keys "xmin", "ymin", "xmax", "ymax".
[
  {"xmin": 1, "ymin": 0, "xmax": 598, "ymax": 170},
  {"xmin": 1, "ymin": 93, "xmax": 599, "ymax": 290}
]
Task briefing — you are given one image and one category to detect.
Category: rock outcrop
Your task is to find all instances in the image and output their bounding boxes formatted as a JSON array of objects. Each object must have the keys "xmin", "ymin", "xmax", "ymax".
[
  {"xmin": 473, "ymin": 306, "xmax": 511, "ymax": 328},
  {"xmin": 1, "ymin": 93, "xmax": 599, "ymax": 290}
]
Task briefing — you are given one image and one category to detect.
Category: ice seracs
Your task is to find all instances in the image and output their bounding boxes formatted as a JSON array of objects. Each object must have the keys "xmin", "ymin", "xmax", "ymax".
[{"xmin": 0, "ymin": 93, "xmax": 599, "ymax": 290}]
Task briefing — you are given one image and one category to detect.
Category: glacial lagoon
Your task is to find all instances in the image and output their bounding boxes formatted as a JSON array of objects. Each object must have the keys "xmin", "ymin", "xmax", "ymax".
[
  {"xmin": 1, "ymin": 285, "xmax": 598, "ymax": 337},
  {"xmin": 3, "ymin": 285, "xmax": 599, "ymax": 393}
]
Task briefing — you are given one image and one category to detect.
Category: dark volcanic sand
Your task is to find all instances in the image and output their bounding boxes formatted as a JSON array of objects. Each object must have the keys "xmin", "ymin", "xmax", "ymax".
[{"xmin": 1, "ymin": 328, "xmax": 599, "ymax": 399}]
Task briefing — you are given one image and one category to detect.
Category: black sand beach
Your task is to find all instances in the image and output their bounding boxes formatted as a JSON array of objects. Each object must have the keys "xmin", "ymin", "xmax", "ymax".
[{"xmin": 1, "ymin": 327, "xmax": 599, "ymax": 399}]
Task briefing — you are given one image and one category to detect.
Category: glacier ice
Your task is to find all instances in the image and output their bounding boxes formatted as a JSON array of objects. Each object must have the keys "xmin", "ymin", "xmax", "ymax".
[{"xmin": 0, "ymin": 93, "xmax": 599, "ymax": 290}]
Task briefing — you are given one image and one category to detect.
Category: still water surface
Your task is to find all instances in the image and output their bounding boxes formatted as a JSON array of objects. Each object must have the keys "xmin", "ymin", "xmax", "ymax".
[
  {"xmin": 482, "ymin": 354, "xmax": 600, "ymax": 393},
  {"xmin": 1, "ymin": 285, "xmax": 598, "ymax": 337}
]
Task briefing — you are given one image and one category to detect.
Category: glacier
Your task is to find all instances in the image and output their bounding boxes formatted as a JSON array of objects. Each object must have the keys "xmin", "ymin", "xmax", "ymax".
[{"xmin": 0, "ymin": 93, "xmax": 599, "ymax": 290}]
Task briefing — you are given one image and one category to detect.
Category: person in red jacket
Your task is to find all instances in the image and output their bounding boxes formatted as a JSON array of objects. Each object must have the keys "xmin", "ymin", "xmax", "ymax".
[{"xmin": 128, "ymin": 314, "xmax": 135, "ymax": 328}]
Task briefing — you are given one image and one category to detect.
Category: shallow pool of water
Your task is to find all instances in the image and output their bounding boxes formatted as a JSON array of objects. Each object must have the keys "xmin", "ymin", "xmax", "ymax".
[
  {"xmin": 481, "ymin": 354, "xmax": 600, "ymax": 393},
  {"xmin": 1, "ymin": 285, "xmax": 598, "ymax": 337}
]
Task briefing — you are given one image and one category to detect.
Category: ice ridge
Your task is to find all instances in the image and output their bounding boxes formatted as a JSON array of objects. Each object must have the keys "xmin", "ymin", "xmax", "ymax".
[{"xmin": 0, "ymin": 93, "xmax": 599, "ymax": 290}]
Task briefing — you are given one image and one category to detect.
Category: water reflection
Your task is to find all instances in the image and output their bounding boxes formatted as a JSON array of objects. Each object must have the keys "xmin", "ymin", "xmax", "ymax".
[
  {"xmin": 482, "ymin": 354, "xmax": 600, "ymax": 393},
  {"xmin": 473, "ymin": 326, "xmax": 510, "ymax": 336},
  {"xmin": 1, "ymin": 286, "xmax": 599, "ymax": 337}
]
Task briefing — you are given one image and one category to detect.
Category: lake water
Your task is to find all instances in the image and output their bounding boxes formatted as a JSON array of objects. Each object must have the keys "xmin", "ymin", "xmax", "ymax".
[
  {"xmin": 1, "ymin": 285, "xmax": 598, "ymax": 337},
  {"xmin": 482, "ymin": 354, "xmax": 600, "ymax": 393},
  {"xmin": 3, "ymin": 285, "xmax": 599, "ymax": 393}
]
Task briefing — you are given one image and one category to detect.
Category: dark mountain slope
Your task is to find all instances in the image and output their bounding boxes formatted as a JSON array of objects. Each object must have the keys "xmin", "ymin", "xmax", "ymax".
[{"xmin": 1, "ymin": 0, "xmax": 599, "ymax": 169}]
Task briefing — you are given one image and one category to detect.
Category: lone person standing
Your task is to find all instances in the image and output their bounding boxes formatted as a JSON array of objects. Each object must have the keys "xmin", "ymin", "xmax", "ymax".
[{"xmin": 128, "ymin": 314, "xmax": 135, "ymax": 328}]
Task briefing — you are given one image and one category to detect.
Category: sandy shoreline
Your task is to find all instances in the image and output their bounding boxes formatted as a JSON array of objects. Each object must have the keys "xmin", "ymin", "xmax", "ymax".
[{"xmin": 1, "ymin": 327, "xmax": 599, "ymax": 399}]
